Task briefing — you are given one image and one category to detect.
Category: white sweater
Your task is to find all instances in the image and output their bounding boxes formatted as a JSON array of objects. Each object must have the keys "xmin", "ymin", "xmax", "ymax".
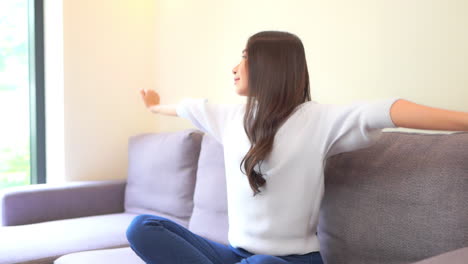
[{"xmin": 176, "ymin": 97, "xmax": 401, "ymax": 256}]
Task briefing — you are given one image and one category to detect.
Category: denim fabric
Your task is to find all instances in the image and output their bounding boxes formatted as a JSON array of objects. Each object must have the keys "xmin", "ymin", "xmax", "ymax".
[{"xmin": 126, "ymin": 214, "xmax": 323, "ymax": 264}]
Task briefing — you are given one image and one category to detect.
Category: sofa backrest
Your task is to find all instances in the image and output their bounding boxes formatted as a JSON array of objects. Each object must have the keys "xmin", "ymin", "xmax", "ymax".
[
  {"xmin": 124, "ymin": 129, "xmax": 203, "ymax": 228},
  {"xmin": 188, "ymin": 132, "xmax": 229, "ymax": 244},
  {"xmin": 319, "ymin": 131, "xmax": 468, "ymax": 264},
  {"xmin": 125, "ymin": 129, "xmax": 468, "ymax": 264}
]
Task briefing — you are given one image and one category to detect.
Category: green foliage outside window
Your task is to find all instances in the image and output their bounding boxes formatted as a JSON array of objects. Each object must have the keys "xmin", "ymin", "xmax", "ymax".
[
  {"xmin": 0, "ymin": 144, "xmax": 30, "ymax": 189},
  {"xmin": 0, "ymin": 0, "xmax": 31, "ymax": 189}
]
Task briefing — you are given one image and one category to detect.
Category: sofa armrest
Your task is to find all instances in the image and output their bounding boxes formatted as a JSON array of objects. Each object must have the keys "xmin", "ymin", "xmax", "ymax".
[
  {"xmin": 411, "ymin": 247, "xmax": 468, "ymax": 264},
  {"xmin": 0, "ymin": 180, "xmax": 126, "ymax": 226}
]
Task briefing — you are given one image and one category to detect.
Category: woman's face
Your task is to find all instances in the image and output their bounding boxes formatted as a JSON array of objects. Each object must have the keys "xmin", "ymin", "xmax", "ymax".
[{"xmin": 232, "ymin": 50, "xmax": 248, "ymax": 96}]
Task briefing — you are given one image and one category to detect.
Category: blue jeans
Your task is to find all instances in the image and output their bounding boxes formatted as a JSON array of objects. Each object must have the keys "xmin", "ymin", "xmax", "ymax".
[{"xmin": 126, "ymin": 214, "xmax": 324, "ymax": 264}]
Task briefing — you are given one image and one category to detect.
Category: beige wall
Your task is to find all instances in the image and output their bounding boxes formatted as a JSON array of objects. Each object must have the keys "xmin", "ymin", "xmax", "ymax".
[
  {"xmin": 47, "ymin": 0, "xmax": 468, "ymax": 182},
  {"xmin": 155, "ymin": 0, "xmax": 468, "ymax": 131},
  {"xmin": 47, "ymin": 0, "xmax": 158, "ymax": 182}
]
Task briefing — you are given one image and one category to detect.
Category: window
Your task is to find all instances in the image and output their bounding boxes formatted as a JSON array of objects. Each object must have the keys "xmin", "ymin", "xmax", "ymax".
[{"xmin": 0, "ymin": 0, "xmax": 45, "ymax": 189}]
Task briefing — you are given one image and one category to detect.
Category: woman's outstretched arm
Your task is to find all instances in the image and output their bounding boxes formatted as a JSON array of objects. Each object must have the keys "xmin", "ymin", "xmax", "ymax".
[
  {"xmin": 139, "ymin": 88, "xmax": 178, "ymax": 116},
  {"xmin": 149, "ymin": 104, "xmax": 178, "ymax": 116},
  {"xmin": 390, "ymin": 99, "xmax": 468, "ymax": 131},
  {"xmin": 139, "ymin": 88, "xmax": 240, "ymax": 144}
]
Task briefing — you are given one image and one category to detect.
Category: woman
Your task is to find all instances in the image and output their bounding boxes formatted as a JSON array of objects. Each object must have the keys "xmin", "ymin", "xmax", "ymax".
[{"xmin": 127, "ymin": 31, "xmax": 468, "ymax": 264}]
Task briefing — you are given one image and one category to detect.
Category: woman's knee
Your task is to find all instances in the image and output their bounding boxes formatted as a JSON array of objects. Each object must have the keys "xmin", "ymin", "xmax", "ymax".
[
  {"xmin": 240, "ymin": 254, "xmax": 289, "ymax": 264},
  {"xmin": 126, "ymin": 214, "xmax": 171, "ymax": 244}
]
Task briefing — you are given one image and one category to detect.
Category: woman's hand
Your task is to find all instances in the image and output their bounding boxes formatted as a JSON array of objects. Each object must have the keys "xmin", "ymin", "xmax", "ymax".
[
  {"xmin": 140, "ymin": 88, "xmax": 160, "ymax": 108},
  {"xmin": 139, "ymin": 89, "xmax": 178, "ymax": 116}
]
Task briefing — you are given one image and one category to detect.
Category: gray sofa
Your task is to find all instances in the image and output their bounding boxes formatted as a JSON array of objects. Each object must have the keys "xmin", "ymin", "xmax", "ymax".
[{"xmin": 0, "ymin": 129, "xmax": 467, "ymax": 264}]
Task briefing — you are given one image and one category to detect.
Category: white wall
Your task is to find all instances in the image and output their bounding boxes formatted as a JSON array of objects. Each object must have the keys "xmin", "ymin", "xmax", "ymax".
[
  {"xmin": 47, "ymin": 0, "xmax": 468, "ymax": 182},
  {"xmin": 44, "ymin": 0, "xmax": 65, "ymax": 183}
]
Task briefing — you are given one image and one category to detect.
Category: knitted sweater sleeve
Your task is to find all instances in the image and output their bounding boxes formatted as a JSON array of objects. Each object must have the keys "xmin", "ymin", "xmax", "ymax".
[
  {"xmin": 324, "ymin": 97, "xmax": 401, "ymax": 158},
  {"xmin": 176, "ymin": 98, "xmax": 239, "ymax": 144}
]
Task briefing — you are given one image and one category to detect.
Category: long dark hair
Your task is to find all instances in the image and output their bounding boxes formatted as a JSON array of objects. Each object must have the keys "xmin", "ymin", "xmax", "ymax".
[{"xmin": 240, "ymin": 31, "xmax": 311, "ymax": 196}]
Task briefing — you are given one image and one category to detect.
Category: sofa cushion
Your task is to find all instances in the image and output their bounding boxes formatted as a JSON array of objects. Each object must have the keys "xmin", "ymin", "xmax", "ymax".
[
  {"xmin": 0, "ymin": 213, "xmax": 138, "ymax": 264},
  {"xmin": 188, "ymin": 133, "xmax": 229, "ymax": 245},
  {"xmin": 319, "ymin": 131, "xmax": 468, "ymax": 264},
  {"xmin": 124, "ymin": 129, "xmax": 203, "ymax": 227},
  {"xmin": 411, "ymin": 246, "xmax": 468, "ymax": 264},
  {"xmin": 54, "ymin": 247, "xmax": 144, "ymax": 264}
]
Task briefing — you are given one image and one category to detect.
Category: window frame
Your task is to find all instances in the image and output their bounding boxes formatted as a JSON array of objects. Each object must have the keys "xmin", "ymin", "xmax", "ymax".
[{"xmin": 28, "ymin": 0, "xmax": 46, "ymax": 184}]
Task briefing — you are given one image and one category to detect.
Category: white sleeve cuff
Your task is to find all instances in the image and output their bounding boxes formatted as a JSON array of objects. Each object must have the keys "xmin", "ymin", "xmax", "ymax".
[{"xmin": 366, "ymin": 97, "xmax": 401, "ymax": 129}]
